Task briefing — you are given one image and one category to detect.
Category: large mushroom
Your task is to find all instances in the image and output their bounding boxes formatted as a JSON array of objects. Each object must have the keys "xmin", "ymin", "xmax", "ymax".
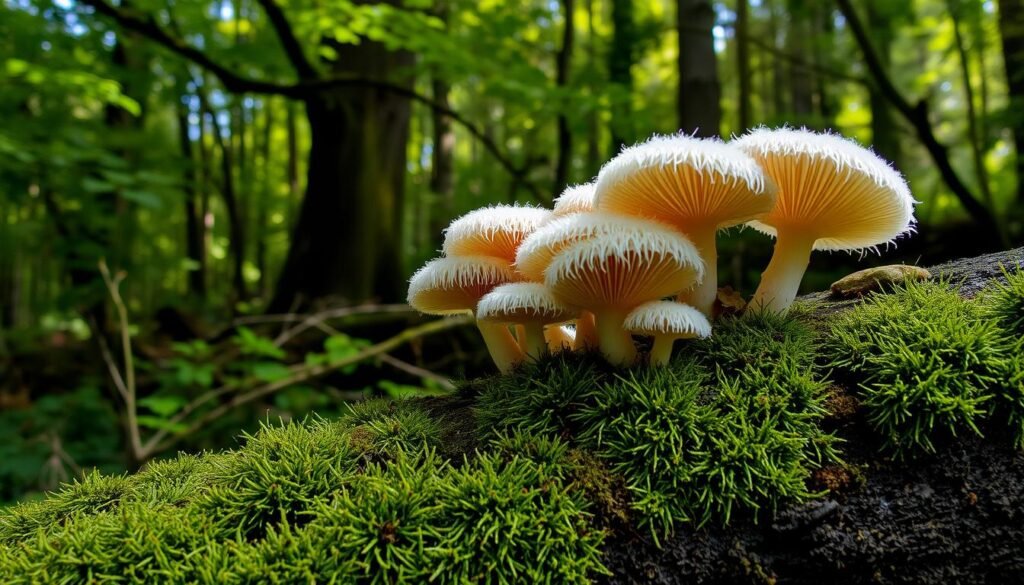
[
  {"xmin": 477, "ymin": 282, "xmax": 576, "ymax": 358},
  {"xmin": 552, "ymin": 183, "xmax": 597, "ymax": 217},
  {"xmin": 733, "ymin": 127, "xmax": 916, "ymax": 313},
  {"xmin": 544, "ymin": 222, "xmax": 704, "ymax": 366},
  {"xmin": 407, "ymin": 256, "xmax": 524, "ymax": 373},
  {"xmin": 624, "ymin": 301, "xmax": 711, "ymax": 366},
  {"xmin": 443, "ymin": 204, "xmax": 552, "ymax": 263},
  {"xmin": 594, "ymin": 134, "xmax": 775, "ymax": 316},
  {"xmin": 516, "ymin": 212, "xmax": 683, "ymax": 350}
]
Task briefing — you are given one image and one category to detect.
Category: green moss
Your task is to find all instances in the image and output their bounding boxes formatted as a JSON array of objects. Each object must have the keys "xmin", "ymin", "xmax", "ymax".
[
  {"xmin": 829, "ymin": 280, "xmax": 1007, "ymax": 454},
  {"xmin": 982, "ymin": 268, "xmax": 1024, "ymax": 449},
  {"xmin": 341, "ymin": 399, "xmax": 442, "ymax": 460},
  {"xmin": 984, "ymin": 266, "xmax": 1024, "ymax": 338}
]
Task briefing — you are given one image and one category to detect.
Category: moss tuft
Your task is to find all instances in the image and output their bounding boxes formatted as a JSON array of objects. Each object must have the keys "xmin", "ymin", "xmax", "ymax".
[
  {"xmin": 341, "ymin": 399, "xmax": 442, "ymax": 460},
  {"xmin": 829, "ymin": 280, "xmax": 1006, "ymax": 454}
]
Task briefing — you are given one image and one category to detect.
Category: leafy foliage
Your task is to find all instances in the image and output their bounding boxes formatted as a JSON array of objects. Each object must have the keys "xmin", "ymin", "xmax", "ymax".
[{"xmin": 829, "ymin": 281, "xmax": 1007, "ymax": 454}]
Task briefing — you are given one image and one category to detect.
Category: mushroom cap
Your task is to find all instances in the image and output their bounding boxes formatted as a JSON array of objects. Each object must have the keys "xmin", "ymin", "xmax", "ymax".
[
  {"xmin": 594, "ymin": 134, "xmax": 775, "ymax": 232},
  {"xmin": 623, "ymin": 301, "xmax": 712, "ymax": 338},
  {"xmin": 407, "ymin": 256, "xmax": 516, "ymax": 315},
  {"xmin": 544, "ymin": 226, "xmax": 705, "ymax": 312},
  {"xmin": 732, "ymin": 127, "xmax": 916, "ymax": 251},
  {"xmin": 477, "ymin": 282, "xmax": 576, "ymax": 323},
  {"xmin": 553, "ymin": 183, "xmax": 597, "ymax": 217},
  {"xmin": 515, "ymin": 212, "xmax": 678, "ymax": 282},
  {"xmin": 442, "ymin": 204, "xmax": 552, "ymax": 262}
]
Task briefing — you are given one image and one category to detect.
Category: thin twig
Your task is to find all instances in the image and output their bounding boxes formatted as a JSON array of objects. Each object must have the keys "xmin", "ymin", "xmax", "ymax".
[
  {"xmin": 98, "ymin": 259, "xmax": 143, "ymax": 460},
  {"xmin": 378, "ymin": 354, "xmax": 456, "ymax": 391},
  {"xmin": 142, "ymin": 316, "xmax": 472, "ymax": 457}
]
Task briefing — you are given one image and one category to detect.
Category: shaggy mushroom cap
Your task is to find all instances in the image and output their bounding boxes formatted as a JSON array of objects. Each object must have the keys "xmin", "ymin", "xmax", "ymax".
[
  {"xmin": 477, "ymin": 282, "xmax": 576, "ymax": 324},
  {"xmin": 442, "ymin": 204, "xmax": 552, "ymax": 262},
  {"xmin": 732, "ymin": 127, "xmax": 916, "ymax": 312},
  {"xmin": 544, "ymin": 227, "xmax": 704, "ymax": 311},
  {"xmin": 593, "ymin": 134, "xmax": 775, "ymax": 315},
  {"xmin": 623, "ymin": 301, "xmax": 712, "ymax": 339},
  {"xmin": 552, "ymin": 183, "xmax": 597, "ymax": 217},
  {"xmin": 515, "ymin": 212, "xmax": 677, "ymax": 282},
  {"xmin": 407, "ymin": 256, "xmax": 516, "ymax": 314},
  {"xmin": 477, "ymin": 282, "xmax": 576, "ymax": 357},
  {"xmin": 544, "ymin": 226, "xmax": 704, "ymax": 366},
  {"xmin": 733, "ymin": 127, "xmax": 915, "ymax": 251},
  {"xmin": 624, "ymin": 300, "xmax": 711, "ymax": 366},
  {"xmin": 594, "ymin": 134, "xmax": 774, "ymax": 232}
]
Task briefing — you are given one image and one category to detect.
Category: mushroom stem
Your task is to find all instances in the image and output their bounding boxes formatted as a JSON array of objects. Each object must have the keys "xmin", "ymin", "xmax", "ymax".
[
  {"xmin": 594, "ymin": 310, "xmax": 638, "ymax": 367},
  {"xmin": 676, "ymin": 228, "xmax": 717, "ymax": 316},
  {"xmin": 522, "ymin": 323, "xmax": 549, "ymax": 358},
  {"xmin": 574, "ymin": 311, "xmax": 599, "ymax": 350},
  {"xmin": 648, "ymin": 335, "xmax": 676, "ymax": 366},
  {"xmin": 545, "ymin": 325, "xmax": 574, "ymax": 353},
  {"xmin": 749, "ymin": 231, "xmax": 816, "ymax": 313},
  {"xmin": 477, "ymin": 321, "xmax": 525, "ymax": 373}
]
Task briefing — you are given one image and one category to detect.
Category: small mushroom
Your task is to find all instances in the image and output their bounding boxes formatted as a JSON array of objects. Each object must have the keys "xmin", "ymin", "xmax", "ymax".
[
  {"xmin": 544, "ymin": 223, "xmax": 704, "ymax": 366},
  {"xmin": 552, "ymin": 182, "xmax": 597, "ymax": 217},
  {"xmin": 477, "ymin": 282, "xmax": 576, "ymax": 358},
  {"xmin": 407, "ymin": 256, "xmax": 524, "ymax": 372},
  {"xmin": 733, "ymin": 128, "xmax": 916, "ymax": 313},
  {"xmin": 544, "ymin": 324, "xmax": 576, "ymax": 352},
  {"xmin": 443, "ymin": 204, "xmax": 552, "ymax": 263},
  {"xmin": 624, "ymin": 301, "xmax": 711, "ymax": 366},
  {"xmin": 594, "ymin": 134, "xmax": 775, "ymax": 316}
]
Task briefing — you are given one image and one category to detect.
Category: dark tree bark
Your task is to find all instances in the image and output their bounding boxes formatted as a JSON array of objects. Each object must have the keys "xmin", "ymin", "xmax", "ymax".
[
  {"xmin": 175, "ymin": 89, "xmax": 206, "ymax": 298},
  {"xmin": 427, "ymin": 0, "xmax": 454, "ymax": 245},
  {"xmin": 735, "ymin": 0, "xmax": 752, "ymax": 132},
  {"xmin": 608, "ymin": 0, "xmax": 636, "ymax": 154},
  {"xmin": 836, "ymin": 0, "xmax": 1002, "ymax": 243},
  {"xmin": 676, "ymin": 0, "xmax": 721, "ymax": 137},
  {"xmin": 269, "ymin": 11, "xmax": 414, "ymax": 310},
  {"xmin": 256, "ymin": 101, "xmax": 273, "ymax": 299},
  {"xmin": 998, "ymin": 0, "xmax": 1024, "ymax": 203},
  {"xmin": 196, "ymin": 87, "xmax": 247, "ymax": 302},
  {"xmin": 554, "ymin": 0, "xmax": 575, "ymax": 193},
  {"xmin": 786, "ymin": 0, "xmax": 814, "ymax": 122},
  {"xmin": 585, "ymin": 0, "xmax": 602, "ymax": 176},
  {"xmin": 285, "ymin": 100, "xmax": 300, "ymax": 229},
  {"xmin": 865, "ymin": 0, "xmax": 901, "ymax": 168}
]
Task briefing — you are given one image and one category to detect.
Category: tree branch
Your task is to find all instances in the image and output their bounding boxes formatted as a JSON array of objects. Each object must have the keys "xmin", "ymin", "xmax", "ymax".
[
  {"xmin": 255, "ymin": 0, "xmax": 319, "ymax": 79},
  {"xmin": 82, "ymin": 0, "xmax": 546, "ymax": 201},
  {"xmin": 80, "ymin": 0, "xmax": 304, "ymax": 96},
  {"xmin": 141, "ymin": 316, "xmax": 472, "ymax": 457},
  {"xmin": 835, "ymin": 0, "xmax": 1002, "ymax": 239}
]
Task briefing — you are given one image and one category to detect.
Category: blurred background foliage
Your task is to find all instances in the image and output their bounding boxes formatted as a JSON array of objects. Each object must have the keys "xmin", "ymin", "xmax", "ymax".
[{"xmin": 1, "ymin": 0, "xmax": 1023, "ymax": 503}]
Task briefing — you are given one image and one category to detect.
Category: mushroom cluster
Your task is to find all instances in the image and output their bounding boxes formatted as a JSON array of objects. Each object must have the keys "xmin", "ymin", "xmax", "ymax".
[{"xmin": 408, "ymin": 127, "xmax": 916, "ymax": 371}]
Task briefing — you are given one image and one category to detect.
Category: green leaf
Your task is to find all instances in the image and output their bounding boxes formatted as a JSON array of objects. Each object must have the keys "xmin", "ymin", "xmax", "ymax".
[
  {"xmin": 138, "ymin": 395, "xmax": 187, "ymax": 417},
  {"xmin": 250, "ymin": 362, "xmax": 292, "ymax": 383}
]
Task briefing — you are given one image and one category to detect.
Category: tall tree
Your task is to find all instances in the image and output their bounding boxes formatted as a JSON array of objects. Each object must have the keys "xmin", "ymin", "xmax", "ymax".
[
  {"xmin": 998, "ymin": 0, "xmax": 1024, "ymax": 203},
  {"xmin": 608, "ymin": 0, "xmax": 636, "ymax": 154},
  {"xmin": 735, "ymin": 0, "xmax": 752, "ymax": 132},
  {"xmin": 554, "ymin": 0, "xmax": 575, "ymax": 193},
  {"xmin": 175, "ymin": 82, "xmax": 206, "ymax": 298},
  {"xmin": 676, "ymin": 0, "xmax": 721, "ymax": 136},
  {"xmin": 865, "ymin": 0, "xmax": 902, "ymax": 167}
]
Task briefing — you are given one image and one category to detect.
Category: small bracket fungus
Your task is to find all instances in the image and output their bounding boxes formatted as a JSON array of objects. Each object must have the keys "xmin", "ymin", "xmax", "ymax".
[
  {"xmin": 407, "ymin": 256, "xmax": 524, "ymax": 372},
  {"xmin": 594, "ymin": 134, "xmax": 775, "ymax": 316},
  {"xmin": 733, "ymin": 128, "xmax": 916, "ymax": 313},
  {"xmin": 544, "ymin": 222, "xmax": 705, "ymax": 366},
  {"xmin": 552, "ymin": 182, "xmax": 597, "ymax": 217},
  {"xmin": 442, "ymin": 204, "xmax": 552, "ymax": 263},
  {"xmin": 477, "ymin": 282, "xmax": 576, "ymax": 358},
  {"xmin": 623, "ymin": 301, "xmax": 711, "ymax": 366}
]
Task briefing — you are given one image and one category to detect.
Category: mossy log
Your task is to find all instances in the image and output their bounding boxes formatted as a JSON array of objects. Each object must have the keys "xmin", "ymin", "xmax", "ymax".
[
  {"xmin": 1, "ymin": 248, "xmax": 1022, "ymax": 584},
  {"xmin": 600, "ymin": 247, "xmax": 1024, "ymax": 585}
]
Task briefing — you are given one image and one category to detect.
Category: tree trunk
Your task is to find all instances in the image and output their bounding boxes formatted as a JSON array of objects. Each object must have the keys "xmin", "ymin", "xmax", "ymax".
[
  {"xmin": 585, "ymin": 0, "xmax": 602, "ymax": 176},
  {"xmin": 608, "ymin": 0, "xmax": 635, "ymax": 155},
  {"xmin": 865, "ymin": 0, "xmax": 901, "ymax": 168},
  {"xmin": 735, "ymin": 0, "xmax": 752, "ymax": 132},
  {"xmin": 286, "ymin": 100, "xmax": 300, "ymax": 229},
  {"xmin": 998, "ymin": 0, "xmax": 1024, "ymax": 203},
  {"xmin": 554, "ymin": 0, "xmax": 575, "ymax": 192},
  {"xmin": 676, "ymin": 0, "xmax": 721, "ymax": 137},
  {"xmin": 175, "ymin": 93, "xmax": 206, "ymax": 298},
  {"xmin": 269, "ymin": 18, "xmax": 414, "ymax": 311},
  {"xmin": 786, "ymin": 0, "xmax": 814, "ymax": 122}
]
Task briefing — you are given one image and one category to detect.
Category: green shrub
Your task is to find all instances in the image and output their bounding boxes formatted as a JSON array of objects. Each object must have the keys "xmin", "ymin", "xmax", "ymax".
[
  {"xmin": 434, "ymin": 451, "xmax": 607, "ymax": 584},
  {"xmin": 341, "ymin": 399, "xmax": 442, "ymax": 459},
  {"xmin": 196, "ymin": 419, "xmax": 357, "ymax": 539},
  {"xmin": 475, "ymin": 351, "xmax": 607, "ymax": 439},
  {"xmin": 830, "ymin": 280, "xmax": 1006, "ymax": 454}
]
